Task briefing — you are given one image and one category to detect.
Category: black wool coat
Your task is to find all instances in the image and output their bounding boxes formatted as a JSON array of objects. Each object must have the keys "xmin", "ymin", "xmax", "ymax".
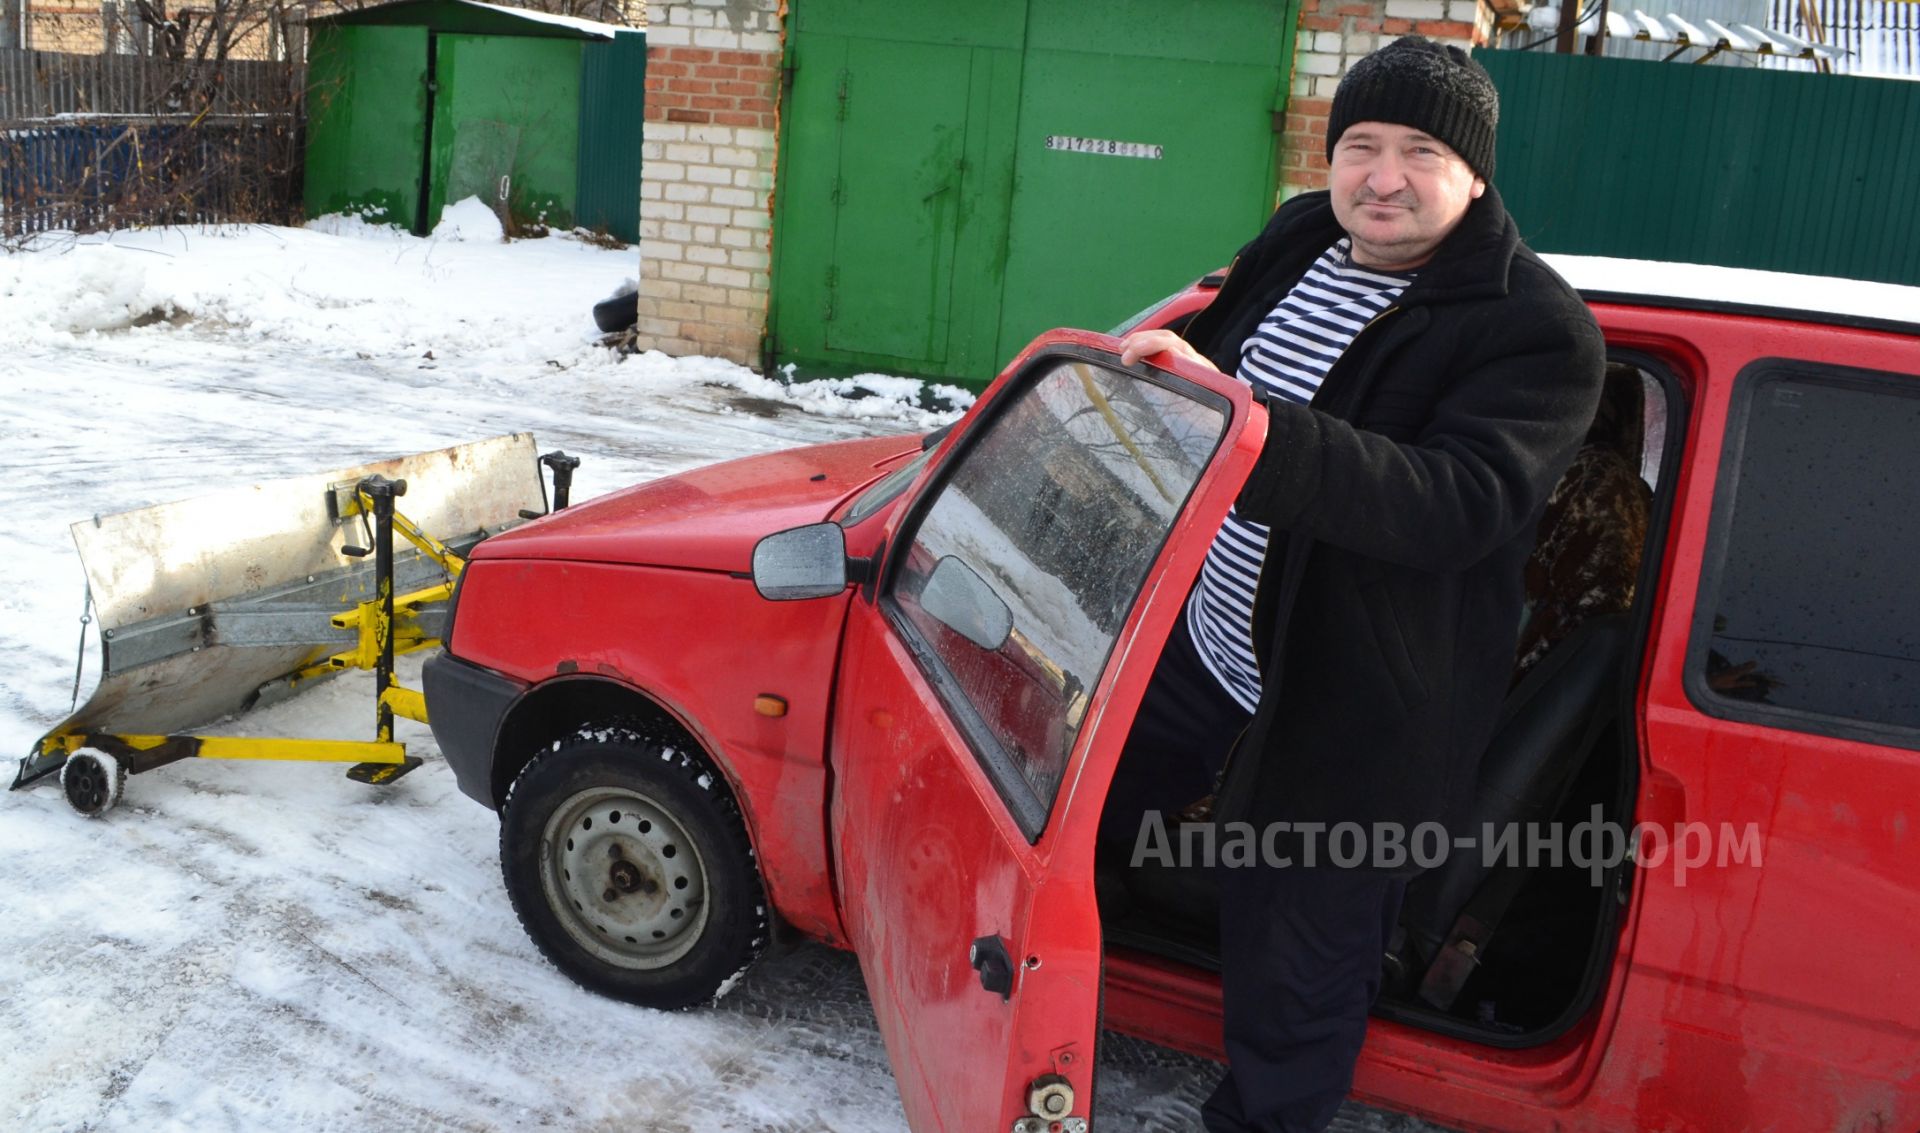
[{"xmin": 1181, "ymin": 185, "xmax": 1605, "ymax": 867}]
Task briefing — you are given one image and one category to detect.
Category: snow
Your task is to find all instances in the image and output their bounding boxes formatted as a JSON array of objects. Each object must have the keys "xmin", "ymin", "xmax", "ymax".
[
  {"xmin": 429, "ymin": 196, "xmax": 506, "ymax": 244},
  {"xmin": 310, "ymin": 0, "xmax": 625, "ymax": 39},
  {"xmin": 463, "ymin": 0, "xmax": 624, "ymax": 39},
  {"xmin": 0, "ymin": 218, "xmax": 1325, "ymax": 1132}
]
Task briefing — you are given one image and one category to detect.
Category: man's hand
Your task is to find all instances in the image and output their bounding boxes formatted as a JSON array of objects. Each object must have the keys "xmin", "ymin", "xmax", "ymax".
[{"xmin": 1118, "ymin": 329, "xmax": 1222, "ymax": 374}]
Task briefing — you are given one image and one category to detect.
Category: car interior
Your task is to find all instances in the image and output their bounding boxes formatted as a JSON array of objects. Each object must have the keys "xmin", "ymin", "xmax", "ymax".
[{"xmin": 1095, "ymin": 357, "xmax": 1682, "ymax": 1047}]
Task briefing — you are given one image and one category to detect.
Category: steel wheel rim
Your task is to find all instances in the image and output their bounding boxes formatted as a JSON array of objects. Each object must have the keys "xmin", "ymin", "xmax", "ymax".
[{"xmin": 538, "ymin": 785, "xmax": 711, "ymax": 970}]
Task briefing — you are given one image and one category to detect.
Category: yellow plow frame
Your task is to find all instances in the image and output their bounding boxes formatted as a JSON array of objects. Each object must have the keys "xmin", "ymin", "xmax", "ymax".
[{"xmin": 12, "ymin": 436, "xmax": 578, "ymax": 816}]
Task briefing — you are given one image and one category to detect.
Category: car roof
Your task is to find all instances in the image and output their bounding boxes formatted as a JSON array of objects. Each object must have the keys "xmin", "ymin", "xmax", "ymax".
[{"xmin": 1545, "ymin": 254, "xmax": 1920, "ymax": 337}]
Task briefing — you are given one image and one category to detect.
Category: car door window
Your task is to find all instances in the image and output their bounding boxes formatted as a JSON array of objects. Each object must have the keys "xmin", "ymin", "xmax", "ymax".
[
  {"xmin": 1688, "ymin": 361, "xmax": 1920, "ymax": 745},
  {"xmin": 886, "ymin": 356, "xmax": 1228, "ymax": 838}
]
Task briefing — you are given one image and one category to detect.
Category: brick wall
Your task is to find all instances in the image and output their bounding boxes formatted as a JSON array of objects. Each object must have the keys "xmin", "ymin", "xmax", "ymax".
[
  {"xmin": 1281, "ymin": 0, "xmax": 1493, "ymax": 195},
  {"xmin": 633, "ymin": 0, "xmax": 782, "ymax": 366},
  {"xmin": 25, "ymin": 8, "xmax": 107, "ymax": 53},
  {"xmin": 18, "ymin": 3, "xmax": 289, "ymax": 59}
]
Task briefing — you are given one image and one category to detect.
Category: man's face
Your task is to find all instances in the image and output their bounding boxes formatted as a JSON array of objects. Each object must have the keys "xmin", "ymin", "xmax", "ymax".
[{"xmin": 1328, "ymin": 121, "xmax": 1487, "ymax": 272}]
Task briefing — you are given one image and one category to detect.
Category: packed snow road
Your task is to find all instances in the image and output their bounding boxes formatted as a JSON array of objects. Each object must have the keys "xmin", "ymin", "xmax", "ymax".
[{"xmin": 0, "ymin": 214, "xmax": 1434, "ymax": 1132}]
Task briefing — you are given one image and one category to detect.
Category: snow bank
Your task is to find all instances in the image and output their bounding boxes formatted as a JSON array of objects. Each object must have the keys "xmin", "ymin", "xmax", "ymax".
[
  {"xmin": 0, "ymin": 217, "xmax": 971, "ymax": 430},
  {"xmin": 303, "ymin": 208, "xmax": 413, "ymax": 242},
  {"xmin": 0, "ymin": 219, "xmax": 614, "ymax": 366},
  {"xmin": 431, "ymin": 196, "xmax": 506, "ymax": 243}
]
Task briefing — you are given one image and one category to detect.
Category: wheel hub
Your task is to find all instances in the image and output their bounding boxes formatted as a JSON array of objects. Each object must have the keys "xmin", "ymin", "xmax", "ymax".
[{"xmin": 606, "ymin": 854, "xmax": 657, "ymax": 898}]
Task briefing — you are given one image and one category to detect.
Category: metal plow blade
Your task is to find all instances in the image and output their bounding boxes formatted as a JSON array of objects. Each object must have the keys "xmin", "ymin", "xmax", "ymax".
[{"xmin": 14, "ymin": 433, "xmax": 546, "ymax": 791}]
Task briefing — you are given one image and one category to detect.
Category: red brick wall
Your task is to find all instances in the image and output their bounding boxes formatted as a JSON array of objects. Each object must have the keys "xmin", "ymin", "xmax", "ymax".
[{"xmin": 643, "ymin": 46, "xmax": 779, "ymax": 131}]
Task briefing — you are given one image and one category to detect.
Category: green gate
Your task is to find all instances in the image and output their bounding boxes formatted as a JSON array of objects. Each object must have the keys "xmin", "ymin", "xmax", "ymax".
[
  {"xmin": 771, "ymin": 0, "xmax": 1298, "ymax": 384},
  {"xmin": 1481, "ymin": 50, "xmax": 1920, "ymax": 287}
]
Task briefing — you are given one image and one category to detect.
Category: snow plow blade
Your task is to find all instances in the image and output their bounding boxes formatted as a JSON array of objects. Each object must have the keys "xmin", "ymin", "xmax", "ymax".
[{"xmin": 13, "ymin": 434, "xmax": 547, "ymax": 794}]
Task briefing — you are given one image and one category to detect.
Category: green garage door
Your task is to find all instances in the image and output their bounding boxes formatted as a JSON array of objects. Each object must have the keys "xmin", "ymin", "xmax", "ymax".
[
  {"xmin": 430, "ymin": 34, "xmax": 583, "ymax": 230},
  {"xmin": 771, "ymin": 0, "xmax": 1297, "ymax": 384},
  {"xmin": 304, "ymin": 25, "xmax": 432, "ymax": 228}
]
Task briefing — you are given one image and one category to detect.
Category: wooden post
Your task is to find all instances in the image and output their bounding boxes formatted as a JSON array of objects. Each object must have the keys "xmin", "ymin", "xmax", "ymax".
[
  {"xmin": 1555, "ymin": 0, "xmax": 1581, "ymax": 53},
  {"xmin": 3, "ymin": 0, "xmax": 26, "ymax": 50}
]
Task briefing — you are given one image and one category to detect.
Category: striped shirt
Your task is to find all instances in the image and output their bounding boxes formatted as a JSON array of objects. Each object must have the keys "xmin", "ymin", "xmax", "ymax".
[{"xmin": 1185, "ymin": 239, "xmax": 1414, "ymax": 712}]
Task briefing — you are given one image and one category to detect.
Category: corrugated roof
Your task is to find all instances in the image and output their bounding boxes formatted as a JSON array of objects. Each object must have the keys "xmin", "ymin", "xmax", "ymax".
[
  {"xmin": 1766, "ymin": 0, "xmax": 1920, "ymax": 76},
  {"xmin": 1506, "ymin": 0, "xmax": 1920, "ymax": 75},
  {"xmin": 1525, "ymin": 5, "xmax": 1846, "ymax": 58}
]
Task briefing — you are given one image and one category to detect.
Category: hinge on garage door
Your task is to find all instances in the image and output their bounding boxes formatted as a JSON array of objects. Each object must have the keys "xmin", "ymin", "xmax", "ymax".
[
  {"xmin": 829, "ymin": 177, "xmax": 844, "ymax": 207},
  {"xmin": 823, "ymin": 265, "xmax": 838, "ymax": 324},
  {"xmin": 835, "ymin": 68, "xmax": 850, "ymax": 121}
]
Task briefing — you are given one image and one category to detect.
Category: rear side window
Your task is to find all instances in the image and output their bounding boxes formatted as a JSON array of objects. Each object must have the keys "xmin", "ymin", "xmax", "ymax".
[
  {"xmin": 886, "ymin": 357, "xmax": 1228, "ymax": 838},
  {"xmin": 1689, "ymin": 362, "xmax": 1920, "ymax": 745}
]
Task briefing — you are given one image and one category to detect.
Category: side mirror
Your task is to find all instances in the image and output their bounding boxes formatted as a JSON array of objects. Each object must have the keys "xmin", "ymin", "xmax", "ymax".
[
  {"xmin": 751, "ymin": 523, "xmax": 850, "ymax": 600},
  {"xmin": 921, "ymin": 556, "xmax": 1012, "ymax": 651}
]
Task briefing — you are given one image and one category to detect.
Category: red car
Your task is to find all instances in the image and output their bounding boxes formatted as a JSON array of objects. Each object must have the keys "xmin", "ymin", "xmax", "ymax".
[{"xmin": 423, "ymin": 265, "xmax": 1920, "ymax": 1133}]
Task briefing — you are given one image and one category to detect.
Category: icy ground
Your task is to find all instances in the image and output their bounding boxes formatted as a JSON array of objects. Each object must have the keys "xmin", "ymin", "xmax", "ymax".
[{"xmin": 0, "ymin": 211, "xmax": 1437, "ymax": 1132}]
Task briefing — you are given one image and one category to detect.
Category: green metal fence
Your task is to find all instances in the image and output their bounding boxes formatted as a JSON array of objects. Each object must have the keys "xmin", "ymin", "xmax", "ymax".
[
  {"xmin": 577, "ymin": 31, "xmax": 646, "ymax": 244},
  {"xmin": 1480, "ymin": 50, "xmax": 1920, "ymax": 287}
]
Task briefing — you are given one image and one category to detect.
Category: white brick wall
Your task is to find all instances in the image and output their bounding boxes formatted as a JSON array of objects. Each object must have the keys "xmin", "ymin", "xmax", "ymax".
[
  {"xmin": 1296, "ymin": 51, "xmax": 1343, "ymax": 77},
  {"xmin": 639, "ymin": 0, "xmax": 781, "ymax": 50}
]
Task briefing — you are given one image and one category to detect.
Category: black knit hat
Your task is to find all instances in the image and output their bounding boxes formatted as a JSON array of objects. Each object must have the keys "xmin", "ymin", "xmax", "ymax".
[{"xmin": 1326, "ymin": 36, "xmax": 1499, "ymax": 181}]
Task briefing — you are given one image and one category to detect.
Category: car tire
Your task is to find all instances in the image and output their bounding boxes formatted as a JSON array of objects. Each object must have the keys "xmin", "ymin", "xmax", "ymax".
[
  {"xmin": 592, "ymin": 290, "xmax": 639, "ymax": 333},
  {"xmin": 499, "ymin": 725, "xmax": 766, "ymax": 1010}
]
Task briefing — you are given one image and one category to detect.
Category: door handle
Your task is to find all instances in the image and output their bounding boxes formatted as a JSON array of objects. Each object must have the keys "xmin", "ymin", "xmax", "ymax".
[{"xmin": 970, "ymin": 934, "xmax": 1014, "ymax": 1001}]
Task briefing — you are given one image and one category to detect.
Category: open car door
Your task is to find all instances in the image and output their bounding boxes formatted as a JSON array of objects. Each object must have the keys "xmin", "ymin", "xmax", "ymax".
[{"xmin": 826, "ymin": 333, "xmax": 1263, "ymax": 1131}]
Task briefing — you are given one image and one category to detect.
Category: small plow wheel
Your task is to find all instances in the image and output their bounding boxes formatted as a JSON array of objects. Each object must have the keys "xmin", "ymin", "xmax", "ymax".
[{"xmin": 60, "ymin": 750, "xmax": 125, "ymax": 817}]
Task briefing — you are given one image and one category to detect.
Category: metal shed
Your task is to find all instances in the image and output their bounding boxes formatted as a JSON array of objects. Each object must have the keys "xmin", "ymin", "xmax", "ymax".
[{"xmin": 303, "ymin": 0, "xmax": 645, "ymax": 240}]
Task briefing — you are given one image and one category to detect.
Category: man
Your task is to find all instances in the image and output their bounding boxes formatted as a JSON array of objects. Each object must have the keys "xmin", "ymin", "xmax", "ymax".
[{"xmin": 1114, "ymin": 37, "xmax": 1605, "ymax": 1133}]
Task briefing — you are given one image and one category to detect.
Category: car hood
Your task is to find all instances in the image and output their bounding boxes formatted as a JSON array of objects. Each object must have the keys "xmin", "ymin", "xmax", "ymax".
[{"xmin": 467, "ymin": 434, "xmax": 923, "ymax": 573}]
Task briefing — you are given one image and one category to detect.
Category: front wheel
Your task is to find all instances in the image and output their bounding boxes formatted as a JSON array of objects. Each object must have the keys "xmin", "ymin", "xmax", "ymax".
[{"xmin": 500, "ymin": 727, "xmax": 766, "ymax": 1009}]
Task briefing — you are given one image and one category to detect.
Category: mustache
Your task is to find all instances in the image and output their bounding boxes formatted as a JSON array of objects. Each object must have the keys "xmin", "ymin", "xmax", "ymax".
[{"xmin": 1354, "ymin": 188, "xmax": 1418, "ymax": 207}]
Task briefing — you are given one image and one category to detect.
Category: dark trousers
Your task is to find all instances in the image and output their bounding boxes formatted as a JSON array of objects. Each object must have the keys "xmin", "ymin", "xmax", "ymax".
[
  {"xmin": 1101, "ymin": 614, "xmax": 1409, "ymax": 1132},
  {"xmin": 1203, "ymin": 865, "xmax": 1408, "ymax": 1133}
]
